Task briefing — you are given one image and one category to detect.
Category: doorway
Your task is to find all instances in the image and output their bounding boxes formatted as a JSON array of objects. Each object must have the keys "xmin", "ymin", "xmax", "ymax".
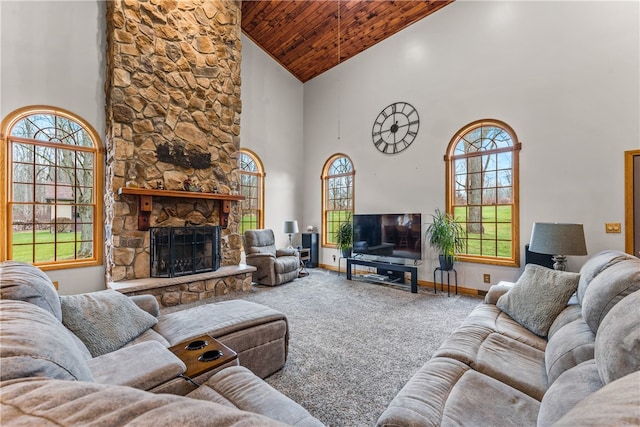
[{"xmin": 625, "ymin": 149, "xmax": 640, "ymax": 257}]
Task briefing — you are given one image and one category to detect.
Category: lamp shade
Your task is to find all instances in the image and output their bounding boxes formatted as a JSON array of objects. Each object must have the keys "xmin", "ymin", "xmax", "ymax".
[
  {"xmin": 529, "ymin": 223, "xmax": 587, "ymax": 256},
  {"xmin": 282, "ymin": 220, "xmax": 299, "ymax": 234}
]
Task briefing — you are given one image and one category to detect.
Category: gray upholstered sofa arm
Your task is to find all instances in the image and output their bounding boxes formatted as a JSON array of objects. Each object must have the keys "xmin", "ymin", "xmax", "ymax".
[
  {"xmin": 277, "ymin": 248, "xmax": 297, "ymax": 257},
  {"xmin": 484, "ymin": 281, "xmax": 515, "ymax": 305},
  {"xmin": 246, "ymin": 252, "xmax": 276, "ymax": 259},
  {"xmin": 129, "ymin": 294, "xmax": 160, "ymax": 317},
  {"xmin": 88, "ymin": 341, "xmax": 186, "ymax": 390}
]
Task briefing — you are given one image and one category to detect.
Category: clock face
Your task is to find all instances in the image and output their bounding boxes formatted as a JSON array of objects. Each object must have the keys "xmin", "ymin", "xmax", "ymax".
[{"xmin": 371, "ymin": 102, "xmax": 420, "ymax": 154}]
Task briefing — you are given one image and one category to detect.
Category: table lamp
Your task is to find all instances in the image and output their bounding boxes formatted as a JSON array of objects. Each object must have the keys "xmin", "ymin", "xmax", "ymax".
[
  {"xmin": 283, "ymin": 220, "xmax": 299, "ymax": 248},
  {"xmin": 529, "ymin": 223, "xmax": 587, "ymax": 271}
]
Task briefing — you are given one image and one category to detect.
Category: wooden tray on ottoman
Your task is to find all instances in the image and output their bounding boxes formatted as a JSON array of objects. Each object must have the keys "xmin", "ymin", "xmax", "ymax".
[{"xmin": 169, "ymin": 335, "xmax": 238, "ymax": 379}]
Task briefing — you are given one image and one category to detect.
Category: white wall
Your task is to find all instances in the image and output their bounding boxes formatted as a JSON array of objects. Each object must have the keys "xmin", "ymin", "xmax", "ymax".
[
  {"xmin": 2, "ymin": 1, "xmax": 638, "ymax": 294},
  {"xmin": 1, "ymin": 1, "xmax": 107, "ymax": 294},
  {"xmin": 302, "ymin": 1, "xmax": 640, "ymax": 290},
  {"xmin": 239, "ymin": 35, "xmax": 305, "ymax": 249}
]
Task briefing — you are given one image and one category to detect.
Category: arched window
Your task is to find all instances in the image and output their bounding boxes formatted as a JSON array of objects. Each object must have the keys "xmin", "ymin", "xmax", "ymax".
[
  {"xmin": 238, "ymin": 149, "xmax": 264, "ymax": 234},
  {"xmin": 1, "ymin": 106, "xmax": 103, "ymax": 269},
  {"xmin": 445, "ymin": 119, "xmax": 521, "ymax": 266},
  {"xmin": 322, "ymin": 154, "xmax": 355, "ymax": 247}
]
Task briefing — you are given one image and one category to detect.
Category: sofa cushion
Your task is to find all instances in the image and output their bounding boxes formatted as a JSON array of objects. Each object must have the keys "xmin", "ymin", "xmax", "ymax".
[
  {"xmin": 376, "ymin": 357, "xmax": 539, "ymax": 427},
  {"xmin": 244, "ymin": 229, "xmax": 277, "ymax": 255},
  {"xmin": 0, "ymin": 260, "xmax": 62, "ymax": 321},
  {"xmin": 576, "ymin": 250, "xmax": 635, "ymax": 304},
  {"xmin": 496, "ymin": 264, "xmax": 579, "ymax": 337},
  {"xmin": 155, "ymin": 299, "xmax": 287, "ymax": 345},
  {"xmin": 434, "ymin": 304, "xmax": 547, "ymax": 368},
  {"xmin": 552, "ymin": 371, "xmax": 640, "ymax": 427},
  {"xmin": 544, "ymin": 318, "xmax": 595, "ymax": 386},
  {"xmin": 475, "ymin": 332, "xmax": 547, "ymax": 400},
  {"xmin": 581, "ymin": 258, "xmax": 640, "ymax": 333},
  {"xmin": 0, "ymin": 300, "xmax": 93, "ymax": 382},
  {"xmin": 547, "ymin": 304, "xmax": 582, "ymax": 339},
  {"xmin": 60, "ymin": 290, "xmax": 158, "ymax": 357},
  {"xmin": 87, "ymin": 341, "xmax": 186, "ymax": 390},
  {"xmin": 274, "ymin": 256, "xmax": 299, "ymax": 273},
  {"xmin": 594, "ymin": 289, "xmax": 640, "ymax": 385},
  {"xmin": 537, "ymin": 360, "xmax": 603, "ymax": 427},
  {"xmin": 190, "ymin": 366, "xmax": 325, "ymax": 426},
  {"xmin": 0, "ymin": 378, "xmax": 290, "ymax": 426}
]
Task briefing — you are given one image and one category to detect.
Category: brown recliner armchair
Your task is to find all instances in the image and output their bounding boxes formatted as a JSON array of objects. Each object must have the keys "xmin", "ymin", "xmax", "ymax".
[{"xmin": 244, "ymin": 229, "xmax": 299, "ymax": 286}]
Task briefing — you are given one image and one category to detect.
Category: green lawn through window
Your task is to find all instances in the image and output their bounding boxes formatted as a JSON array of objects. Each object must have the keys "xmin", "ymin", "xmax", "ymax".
[
  {"xmin": 11, "ymin": 231, "xmax": 84, "ymax": 263},
  {"xmin": 453, "ymin": 205, "xmax": 512, "ymax": 258}
]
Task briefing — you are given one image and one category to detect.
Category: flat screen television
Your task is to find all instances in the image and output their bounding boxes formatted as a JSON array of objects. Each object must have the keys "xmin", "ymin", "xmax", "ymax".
[{"xmin": 352, "ymin": 213, "xmax": 422, "ymax": 262}]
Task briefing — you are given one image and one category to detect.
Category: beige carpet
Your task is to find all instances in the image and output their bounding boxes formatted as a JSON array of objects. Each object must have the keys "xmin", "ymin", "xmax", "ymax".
[{"xmin": 163, "ymin": 268, "xmax": 482, "ymax": 426}]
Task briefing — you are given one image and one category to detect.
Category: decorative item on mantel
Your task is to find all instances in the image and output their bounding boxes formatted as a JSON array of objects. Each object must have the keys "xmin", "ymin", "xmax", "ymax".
[{"xmin": 183, "ymin": 178, "xmax": 203, "ymax": 192}]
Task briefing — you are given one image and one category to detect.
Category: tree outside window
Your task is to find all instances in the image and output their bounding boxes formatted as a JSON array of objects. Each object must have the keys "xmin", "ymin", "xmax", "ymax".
[
  {"xmin": 238, "ymin": 149, "xmax": 264, "ymax": 235},
  {"xmin": 322, "ymin": 154, "xmax": 354, "ymax": 247},
  {"xmin": 446, "ymin": 120, "xmax": 521, "ymax": 266},
  {"xmin": 1, "ymin": 107, "xmax": 103, "ymax": 268}
]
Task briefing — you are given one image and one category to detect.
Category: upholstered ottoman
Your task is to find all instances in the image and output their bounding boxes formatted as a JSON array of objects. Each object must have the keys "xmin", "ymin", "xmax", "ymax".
[{"xmin": 152, "ymin": 299, "xmax": 288, "ymax": 380}]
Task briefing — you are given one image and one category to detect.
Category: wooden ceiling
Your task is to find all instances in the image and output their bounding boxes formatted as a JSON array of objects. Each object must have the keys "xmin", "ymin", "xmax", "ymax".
[{"xmin": 241, "ymin": 1, "xmax": 454, "ymax": 83}]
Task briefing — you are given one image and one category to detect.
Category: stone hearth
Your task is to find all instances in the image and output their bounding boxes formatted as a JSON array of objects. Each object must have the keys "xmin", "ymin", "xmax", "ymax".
[
  {"xmin": 103, "ymin": 0, "xmax": 245, "ymax": 296},
  {"xmin": 107, "ymin": 264, "xmax": 256, "ymax": 308}
]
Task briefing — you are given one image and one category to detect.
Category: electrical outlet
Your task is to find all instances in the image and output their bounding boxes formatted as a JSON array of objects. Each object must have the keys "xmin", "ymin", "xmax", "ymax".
[
  {"xmin": 605, "ymin": 223, "xmax": 621, "ymax": 233},
  {"xmin": 483, "ymin": 274, "xmax": 491, "ymax": 284}
]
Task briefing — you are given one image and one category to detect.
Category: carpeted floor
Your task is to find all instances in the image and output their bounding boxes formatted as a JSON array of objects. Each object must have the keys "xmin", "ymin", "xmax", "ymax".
[{"xmin": 163, "ymin": 268, "xmax": 482, "ymax": 426}]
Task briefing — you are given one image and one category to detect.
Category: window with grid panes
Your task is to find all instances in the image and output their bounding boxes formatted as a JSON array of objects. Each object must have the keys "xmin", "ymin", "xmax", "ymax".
[
  {"xmin": 445, "ymin": 120, "xmax": 521, "ymax": 266},
  {"xmin": 322, "ymin": 154, "xmax": 354, "ymax": 247},
  {"xmin": 238, "ymin": 150, "xmax": 264, "ymax": 235},
  {"xmin": 2, "ymin": 107, "xmax": 103, "ymax": 269}
]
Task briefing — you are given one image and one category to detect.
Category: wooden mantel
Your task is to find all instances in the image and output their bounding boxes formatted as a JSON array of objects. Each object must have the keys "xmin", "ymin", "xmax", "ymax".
[{"xmin": 117, "ymin": 187, "xmax": 244, "ymax": 231}]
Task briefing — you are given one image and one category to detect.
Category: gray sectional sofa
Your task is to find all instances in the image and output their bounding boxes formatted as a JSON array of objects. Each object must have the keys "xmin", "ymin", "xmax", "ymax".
[
  {"xmin": 377, "ymin": 250, "xmax": 640, "ymax": 426},
  {"xmin": 0, "ymin": 260, "xmax": 323, "ymax": 426}
]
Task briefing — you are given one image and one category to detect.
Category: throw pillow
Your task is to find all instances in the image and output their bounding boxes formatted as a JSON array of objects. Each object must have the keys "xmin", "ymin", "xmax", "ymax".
[
  {"xmin": 60, "ymin": 290, "xmax": 158, "ymax": 357},
  {"xmin": 496, "ymin": 264, "xmax": 580, "ymax": 337}
]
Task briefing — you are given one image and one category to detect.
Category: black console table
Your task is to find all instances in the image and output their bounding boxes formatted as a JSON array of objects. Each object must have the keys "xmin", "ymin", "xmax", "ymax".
[{"xmin": 346, "ymin": 258, "xmax": 418, "ymax": 293}]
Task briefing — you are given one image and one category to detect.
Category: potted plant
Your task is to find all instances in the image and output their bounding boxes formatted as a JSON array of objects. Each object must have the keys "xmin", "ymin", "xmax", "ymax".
[
  {"xmin": 425, "ymin": 209, "xmax": 464, "ymax": 270},
  {"xmin": 336, "ymin": 219, "xmax": 353, "ymax": 258}
]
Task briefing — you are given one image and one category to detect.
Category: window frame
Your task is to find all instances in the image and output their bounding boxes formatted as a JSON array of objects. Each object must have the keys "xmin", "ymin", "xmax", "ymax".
[
  {"xmin": 1, "ymin": 106, "xmax": 104, "ymax": 270},
  {"xmin": 237, "ymin": 149, "xmax": 265, "ymax": 234},
  {"xmin": 445, "ymin": 119, "xmax": 521, "ymax": 267},
  {"xmin": 321, "ymin": 153, "xmax": 355, "ymax": 248}
]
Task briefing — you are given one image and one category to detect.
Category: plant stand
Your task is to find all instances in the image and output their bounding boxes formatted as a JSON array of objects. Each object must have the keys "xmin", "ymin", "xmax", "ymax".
[{"xmin": 433, "ymin": 267, "xmax": 458, "ymax": 296}]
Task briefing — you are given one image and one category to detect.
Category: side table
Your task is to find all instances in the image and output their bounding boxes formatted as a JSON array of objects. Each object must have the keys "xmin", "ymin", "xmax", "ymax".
[
  {"xmin": 298, "ymin": 248, "xmax": 310, "ymax": 277},
  {"xmin": 433, "ymin": 267, "xmax": 458, "ymax": 296},
  {"xmin": 169, "ymin": 335, "xmax": 237, "ymax": 381}
]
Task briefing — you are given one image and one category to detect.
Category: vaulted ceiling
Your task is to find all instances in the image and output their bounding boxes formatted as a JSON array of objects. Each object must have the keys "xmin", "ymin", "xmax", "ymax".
[{"xmin": 241, "ymin": 1, "xmax": 454, "ymax": 83}]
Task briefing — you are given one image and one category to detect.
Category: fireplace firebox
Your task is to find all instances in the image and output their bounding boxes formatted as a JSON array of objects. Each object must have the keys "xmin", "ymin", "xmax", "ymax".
[{"xmin": 150, "ymin": 226, "xmax": 221, "ymax": 278}]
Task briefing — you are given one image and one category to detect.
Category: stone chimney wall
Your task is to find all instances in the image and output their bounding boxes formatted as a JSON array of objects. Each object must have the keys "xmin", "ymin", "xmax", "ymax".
[{"xmin": 104, "ymin": 0, "xmax": 243, "ymax": 282}]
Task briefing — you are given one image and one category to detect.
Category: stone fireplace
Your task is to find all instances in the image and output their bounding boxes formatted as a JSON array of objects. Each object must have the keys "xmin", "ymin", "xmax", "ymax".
[
  {"xmin": 149, "ymin": 226, "xmax": 221, "ymax": 278},
  {"xmin": 103, "ymin": 0, "xmax": 251, "ymax": 305}
]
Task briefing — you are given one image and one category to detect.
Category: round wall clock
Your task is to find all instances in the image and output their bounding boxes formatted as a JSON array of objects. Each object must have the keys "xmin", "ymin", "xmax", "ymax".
[{"xmin": 371, "ymin": 102, "xmax": 420, "ymax": 154}]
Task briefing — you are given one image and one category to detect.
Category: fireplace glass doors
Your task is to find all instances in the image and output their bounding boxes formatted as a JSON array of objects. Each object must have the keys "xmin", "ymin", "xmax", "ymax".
[{"xmin": 150, "ymin": 226, "xmax": 221, "ymax": 278}]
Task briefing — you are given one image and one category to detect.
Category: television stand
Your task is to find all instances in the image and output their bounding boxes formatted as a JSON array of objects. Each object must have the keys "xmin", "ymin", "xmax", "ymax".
[{"xmin": 346, "ymin": 258, "xmax": 418, "ymax": 293}]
